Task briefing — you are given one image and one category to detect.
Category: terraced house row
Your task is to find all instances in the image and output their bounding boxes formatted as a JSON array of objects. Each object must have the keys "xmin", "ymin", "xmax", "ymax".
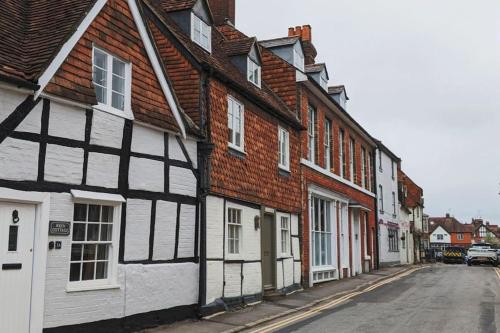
[{"xmin": 0, "ymin": 0, "xmax": 424, "ymax": 332}]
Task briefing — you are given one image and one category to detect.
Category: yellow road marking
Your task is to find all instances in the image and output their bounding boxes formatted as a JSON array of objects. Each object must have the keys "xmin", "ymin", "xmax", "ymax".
[
  {"xmin": 494, "ymin": 267, "xmax": 500, "ymax": 281},
  {"xmin": 250, "ymin": 267, "xmax": 425, "ymax": 333}
]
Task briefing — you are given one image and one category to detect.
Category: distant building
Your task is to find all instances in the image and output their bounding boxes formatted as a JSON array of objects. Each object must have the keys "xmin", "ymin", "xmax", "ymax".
[
  {"xmin": 471, "ymin": 218, "xmax": 500, "ymax": 244},
  {"xmin": 428, "ymin": 215, "xmax": 473, "ymax": 249}
]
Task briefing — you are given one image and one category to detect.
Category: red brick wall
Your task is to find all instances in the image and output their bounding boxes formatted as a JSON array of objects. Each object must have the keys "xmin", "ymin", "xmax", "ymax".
[
  {"xmin": 208, "ymin": 78, "xmax": 302, "ymax": 213},
  {"xmin": 44, "ymin": 0, "xmax": 179, "ymax": 132},
  {"xmin": 451, "ymin": 232, "xmax": 472, "ymax": 246}
]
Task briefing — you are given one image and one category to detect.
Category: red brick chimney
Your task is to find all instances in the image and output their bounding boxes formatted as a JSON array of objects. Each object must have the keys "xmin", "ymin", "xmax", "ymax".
[
  {"xmin": 288, "ymin": 25, "xmax": 317, "ymax": 65},
  {"xmin": 208, "ymin": 0, "xmax": 235, "ymax": 25}
]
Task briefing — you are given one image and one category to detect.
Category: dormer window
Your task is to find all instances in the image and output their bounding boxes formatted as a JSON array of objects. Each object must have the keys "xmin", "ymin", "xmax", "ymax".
[
  {"xmin": 191, "ymin": 13, "xmax": 211, "ymax": 52},
  {"xmin": 293, "ymin": 48, "xmax": 304, "ymax": 71},
  {"xmin": 320, "ymin": 72, "xmax": 328, "ymax": 91},
  {"xmin": 92, "ymin": 47, "xmax": 131, "ymax": 116},
  {"xmin": 247, "ymin": 58, "xmax": 261, "ymax": 87}
]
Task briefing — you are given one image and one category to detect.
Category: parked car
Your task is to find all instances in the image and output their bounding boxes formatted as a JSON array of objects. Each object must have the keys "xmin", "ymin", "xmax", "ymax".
[
  {"xmin": 466, "ymin": 244, "xmax": 498, "ymax": 266},
  {"xmin": 443, "ymin": 247, "xmax": 466, "ymax": 264}
]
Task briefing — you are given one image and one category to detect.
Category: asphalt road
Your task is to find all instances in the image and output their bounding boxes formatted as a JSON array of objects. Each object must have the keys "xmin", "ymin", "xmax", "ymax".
[{"xmin": 273, "ymin": 264, "xmax": 500, "ymax": 333}]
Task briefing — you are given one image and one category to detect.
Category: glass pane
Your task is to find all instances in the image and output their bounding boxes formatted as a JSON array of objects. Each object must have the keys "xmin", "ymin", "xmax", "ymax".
[
  {"xmin": 69, "ymin": 263, "xmax": 81, "ymax": 282},
  {"xmin": 71, "ymin": 244, "xmax": 83, "ymax": 261},
  {"xmin": 72, "ymin": 223, "xmax": 86, "ymax": 241},
  {"xmin": 74, "ymin": 204, "xmax": 87, "ymax": 222},
  {"xmin": 112, "ymin": 75, "xmax": 125, "ymax": 94},
  {"xmin": 82, "ymin": 262, "xmax": 95, "ymax": 281},
  {"xmin": 95, "ymin": 85, "xmax": 107, "ymax": 104},
  {"xmin": 321, "ymin": 233, "xmax": 327, "ymax": 265},
  {"xmin": 314, "ymin": 232, "xmax": 320, "ymax": 266},
  {"xmin": 93, "ymin": 66, "xmax": 107, "ymax": 86},
  {"xmin": 88, "ymin": 205, "xmax": 100, "ymax": 222},
  {"xmin": 8, "ymin": 225, "xmax": 18, "ymax": 252},
  {"xmin": 100, "ymin": 224, "xmax": 113, "ymax": 241},
  {"xmin": 102, "ymin": 206, "xmax": 114, "ymax": 222},
  {"xmin": 327, "ymin": 233, "xmax": 332, "ymax": 265},
  {"xmin": 235, "ymin": 132, "xmax": 241, "ymax": 147},
  {"xmin": 87, "ymin": 224, "xmax": 99, "ymax": 241},
  {"xmin": 94, "ymin": 49, "xmax": 107, "ymax": 69},
  {"xmin": 96, "ymin": 262, "xmax": 108, "ymax": 280},
  {"xmin": 112, "ymin": 58, "xmax": 125, "ymax": 77},
  {"xmin": 83, "ymin": 244, "xmax": 97, "ymax": 261},
  {"xmin": 112, "ymin": 92, "xmax": 124, "ymax": 111},
  {"xmin": 97, "ymin": 244, "xmax": 109, "ymax": 260},
  {"xmin": 234, "ymin": 239, "xmax": 239, "ymax": 254}
]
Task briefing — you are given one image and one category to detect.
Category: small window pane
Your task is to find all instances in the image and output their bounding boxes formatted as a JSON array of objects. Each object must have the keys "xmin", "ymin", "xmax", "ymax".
[
  {"xmin": 93, "ymin": 67, "xmax": 107, "ymax": 86},
  {"xmin": 69, "ymin": 263, "xmax": 81, "ymax": 282},
  {"xmin": 71, "ymin": 244, "xmax": 83, "ymax": 261},
  {"xmin": 112, "ymin": 58, "xmax": 125, "ymax": 77},
  {"xmin": 74, "ymin": 204, "xmax": 87, "ymax": 222},
  {"xmin": 112, "ymin": 75, "xmax": 125, "ymax": 94},
  {"xmin": 96, "ymin": 262, "xmax": 108, "ymax": 280},
  {"xmin": 111, "ymin": 92, "xmax": 125, "ymax": 111},
  {"xmin": 94, "ymin": 85, "xmax": 107, "ymax": 105},
  {"xmin": 88, "ymin": 205, "xmax": 101, "ymax": 222},
  {"xmin": 8, "ymin": 225, "xmax": 18, "ymax": 252},
  {"xmin": 94, "ymin": 50, "xmax": 107, "ymax": 69},
  {"xmin": 83, "ymin": 244, "xmax": 97, "ymax": 261},
  {"xmin": 97, "ymin": 244, "xmax": 109, "ymax": 260},
  {"xmin": 101, "ymin": 206, "xmax": 113, "ymax": 222},
  {"xmin": 100, "ymin": 224, "xmax": 113, "ymax": 241},
  {"xmin": 82, "ymin": 262, "xmax": 95, "ymax": 281},
  {"xmin": 72, "ymin": 223, "xmax": 86, "ymax": 241},
  {"xmin": 87, "ymin": 224, "xmax": 99, "ymax": 241}
]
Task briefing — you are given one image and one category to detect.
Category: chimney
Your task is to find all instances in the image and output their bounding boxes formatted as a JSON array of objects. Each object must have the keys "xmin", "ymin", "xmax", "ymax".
[
  {"xmin": 288, "ymin": 25, "xmax": 317, "ymax": 65},
  {"xmin": 445, "ymin": 213, "xmax": 450, "ymax": 218},
  {"xmin": 208, "ymin": 0, "xmax": 236, "ymax": 25}
]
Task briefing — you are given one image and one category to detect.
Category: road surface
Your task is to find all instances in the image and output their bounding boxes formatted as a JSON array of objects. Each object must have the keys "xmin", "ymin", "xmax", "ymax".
[{"xmin": 252, "ymin": 264, "xmax": 500, "ymax": 333}]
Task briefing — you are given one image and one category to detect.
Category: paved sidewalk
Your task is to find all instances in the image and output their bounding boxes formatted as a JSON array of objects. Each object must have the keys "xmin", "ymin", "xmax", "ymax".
[{"xmin": 141, "ymin": 266, "xmax": 415, "ymax": 333}]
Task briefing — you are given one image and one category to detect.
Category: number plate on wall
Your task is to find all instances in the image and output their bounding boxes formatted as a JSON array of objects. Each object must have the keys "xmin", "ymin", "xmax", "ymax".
[{"xmin": 49, "ymin": 221, "xmax": 71, "ymax": 236}]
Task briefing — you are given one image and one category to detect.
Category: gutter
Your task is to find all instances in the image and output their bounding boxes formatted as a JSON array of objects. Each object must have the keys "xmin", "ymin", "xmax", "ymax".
[{"xmin": 373, "ymin": 150, "xmax": 380, "ymax": 270}]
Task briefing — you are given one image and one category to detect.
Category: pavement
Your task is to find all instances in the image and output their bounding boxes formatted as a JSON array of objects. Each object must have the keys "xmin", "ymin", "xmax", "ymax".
[
  {"xmin": 140, "ymin": 265, "xmax": 416, "ymax": 333},
  {"xmin": 258, "ymin": 264, "xmax": 500, "ymax": 333}
]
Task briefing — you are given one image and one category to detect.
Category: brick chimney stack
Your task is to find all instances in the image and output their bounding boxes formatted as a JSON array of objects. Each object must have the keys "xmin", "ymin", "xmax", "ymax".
[
  {"xmin": 208, "ymin": 0, "xmax": 236, "ymax": 25},
  {"xmin": 288, "ymin": 25, "xmax": 317, "ymax": 65}
]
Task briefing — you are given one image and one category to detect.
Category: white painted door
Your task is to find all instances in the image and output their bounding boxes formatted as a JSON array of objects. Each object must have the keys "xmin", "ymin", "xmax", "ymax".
[
  {"xmin": 0, "ymin": 202, "xmax": 36, "ymax": 333},
  {"xmin": 352, "ymin": 211, "xmax": 361, "ymax": 275}
]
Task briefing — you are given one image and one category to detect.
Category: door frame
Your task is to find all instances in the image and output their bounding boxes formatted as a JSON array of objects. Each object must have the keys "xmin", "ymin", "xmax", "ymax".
[
  {"xmin": 260, "ymin": 209, "xmax": 276, "ymax": 291},
  {"xmin": 0, "ymin": 187, "xmax": 50, "ymax": 333}
]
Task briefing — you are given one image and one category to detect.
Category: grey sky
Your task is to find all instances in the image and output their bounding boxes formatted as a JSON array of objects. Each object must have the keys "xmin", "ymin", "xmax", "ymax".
[{"xmin": 236, "ymin": 0, "xmax": 500, "ymax": 223}]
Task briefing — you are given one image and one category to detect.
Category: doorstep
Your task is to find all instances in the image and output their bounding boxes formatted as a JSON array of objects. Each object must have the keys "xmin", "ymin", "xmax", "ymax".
[{"xmin": 141, "ymin": 266, "xmax": 415, "ymax": 333}]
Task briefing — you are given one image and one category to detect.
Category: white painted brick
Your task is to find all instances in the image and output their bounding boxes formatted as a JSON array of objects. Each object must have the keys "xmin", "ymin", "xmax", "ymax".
[
  {"xmin": 153, "ymin": 201, "xmax": 177, "ymax": 261},
  {"xmin": 294, "ymin": 262, "xmax": 302, "ymax": 285},
  {"xmin": 131, "ymin": 124, "xmax": 164, "ymax": 156},
  {"xmin": 86, "ymin": 152, "xmax": 120, "ymax": 188},
  {"xmin": 224, "ymin": 263, "xmax": 241, "ymax": 298},
  {"xmin": 177, "ymin": 204, "xmax": 196, "ymax": 258},
  {"xmin": 44, "ymin": 144, "xmax": 84, "ymax": 184},
  {"xmin": 242, "ymin": 262, "xmax": 262, "ymax": 295},
  {"xmin": 124, "ymin": 263, "xmax": 198, "ymax": 316},
  {"xmin": 206, "ymin": 196, "xmax": 224, "ymax": 259},
  {"xmin": 129, "ymin": 157, "xmax": 164, "ymax": 192},
  {"xmin": 206, "ymin": 261, "xmax": 224, "ymax": 304},
  {"xmin": 48, "ymin": 100, "xmax": 86, "ymax": 141},
  {"xmin": 90, "ymin": 110, "xmax": 124, "ymax": 148},
  {"xmin": 16, "ymin": 100, "xmax": 42, "ymax": 133},
  {"xmin": 0, "ymin": 88, "xmax": 27, "ymax": 123},
  {"xmin": 0, "ymin": 137, "xmax": 38, "ymax": 181},
  {"xmin": 169, "ymin": 166, "xmax": 196, "ymax": 197},
  {"xmin": 124, "ymin": 199, "xmax": 151, "ymax": 261}
]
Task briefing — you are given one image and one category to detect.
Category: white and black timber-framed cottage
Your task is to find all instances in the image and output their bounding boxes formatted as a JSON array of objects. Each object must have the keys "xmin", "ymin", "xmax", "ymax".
[{"xmin": 0, "ymin": 0, "xmax": 202, "ymax": 332}]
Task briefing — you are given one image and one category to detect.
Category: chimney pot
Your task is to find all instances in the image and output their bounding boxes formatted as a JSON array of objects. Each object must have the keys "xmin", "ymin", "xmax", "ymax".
[
  {"xmin": 288, "ymin": 25, "xmax": 316, "ymax": 65},
  {"xmin": 446, "ymin": 213, "xmax": 450, "ymax": 218}
]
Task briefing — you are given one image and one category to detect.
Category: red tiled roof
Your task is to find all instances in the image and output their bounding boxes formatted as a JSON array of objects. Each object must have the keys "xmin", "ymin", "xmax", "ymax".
[
  {"xmin": 158, "ymin": 0, "xmax": 198, "ymax": 12},
  {"xmin": 398, "ymin": 169, "xmax": 423, "ymax": 208},
  {"xmin": 0, "ymin": 0, "xmax": 97, "ymax": 83},
  {"xmin": 428, "ymin": 217, "xmax": 473, "ymax": 234},
  {"xmin": 221, "ymin": 37, "xmax": 257, "ymax": 57}
]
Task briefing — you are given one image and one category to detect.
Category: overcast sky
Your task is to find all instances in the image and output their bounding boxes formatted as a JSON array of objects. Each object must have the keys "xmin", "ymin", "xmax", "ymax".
[{"xmin": 237, "ymin": 0, "xmax": 500, "ymax": 223}]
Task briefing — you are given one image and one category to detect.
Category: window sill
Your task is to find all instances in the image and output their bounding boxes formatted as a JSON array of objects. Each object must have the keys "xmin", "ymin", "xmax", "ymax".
[
  {"xmin": 228, "ymin": 145, "xmax": 246, "ymax": 159},
  {"xmin": 93, "ymin": 104, "xmax": 134, "ymax": 120},
  {"xmin": 65, "ymin": 283, "xmax": 121, "ymax": 293},
  {"xmin": 278, "ymin": 255, "xmax": 293, "ymax": 259},
  {"xmin": 278, "ymin": 167, "xmax": 291, "ymax": 177}
]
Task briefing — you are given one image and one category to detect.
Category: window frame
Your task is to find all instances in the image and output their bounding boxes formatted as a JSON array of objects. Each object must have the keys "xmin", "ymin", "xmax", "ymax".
[
  {"xmin": 339, "ymin": 129, "xmax": 346, "ymax": 178},
  {"xmin": 278, "ymin": 126, "xmax": 290, "ymax": 171},
  {"xmin": 92, "ymin": 46, "xmax": 133, "ymax": 119},
  {"xmin": 311, "ymin": 196, "xmax": 334, "ymax": 268},
  {"xmin": 190, "ymin": 13, "xmax": 212, "ymax": 52},
  {"xmin": 388, "ymin": 229, "xmax": 399, "ymax": 252},
  {"xmin": 324, "ymin": 118, "xmax": 332, "ymax": 171},
  {"xmin": 227, "ymin": 95, "xmax": 245, "ymax": 152},
  {"xmin": 457, "ymin": 233, "xmax": 464, "ymax": 241},
  {"xmin": 437, "ymin": 234, "xmax": 444, "ymax": 240},
  {"xmin": 227, "ymin": 207, "xmax": 243, "ymax": 258},
  {"xmin": 391, "ymin": 161, "xmax": 395, "ymax": 179},
  {"xmin": 378, "ymin": 185, "xmax": 384, "ymax": 213},
  {"xmin": 392, "ymin": 191, "xmax": 397, "ymax": 216},
  {"xmin": 67, "ymin": 200, "xmax": 122, "ymax": 292},
  {"xmin": 361, "ymin": 147, "xmax": 367, "ymax": 189},
  {"xmin": 378, "ymin": 150, "xmax": 383, "ymax": 172},
  {"xmin": 349, "ymin": 138, "xmax": 356, "ymax": 183},
  {"xmin": 280, "ymin": 216, "xmax": 291, "ymax": 256},
  {"xmin": 307, "ymin": 106, "xmax": 316, "ymax": 163},
  {"xmin": 247, "ymin": 57, "xmax": 261, "ymax": 88}
]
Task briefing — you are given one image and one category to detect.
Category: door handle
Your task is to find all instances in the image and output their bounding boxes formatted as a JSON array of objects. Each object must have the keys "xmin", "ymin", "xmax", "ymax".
[{"xmin": 2, "ymin": 263, "xmax": 22, "ymax": 270}]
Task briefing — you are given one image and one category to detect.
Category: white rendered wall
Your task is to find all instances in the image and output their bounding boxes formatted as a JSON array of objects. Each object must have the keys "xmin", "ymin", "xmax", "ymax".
[{"xmin": 430, "ymin": 226, "xmax": 451, "ymax": 244}]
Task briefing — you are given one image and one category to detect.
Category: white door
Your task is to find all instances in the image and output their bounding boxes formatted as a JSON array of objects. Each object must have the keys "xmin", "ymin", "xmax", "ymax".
[
  {"xmin": 352, "ymin": 211, "xmax": 361, "ymax": 275},
  {"xmin": 0, "ymin": 202, "xmax": 36, "ymax": 333}
]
